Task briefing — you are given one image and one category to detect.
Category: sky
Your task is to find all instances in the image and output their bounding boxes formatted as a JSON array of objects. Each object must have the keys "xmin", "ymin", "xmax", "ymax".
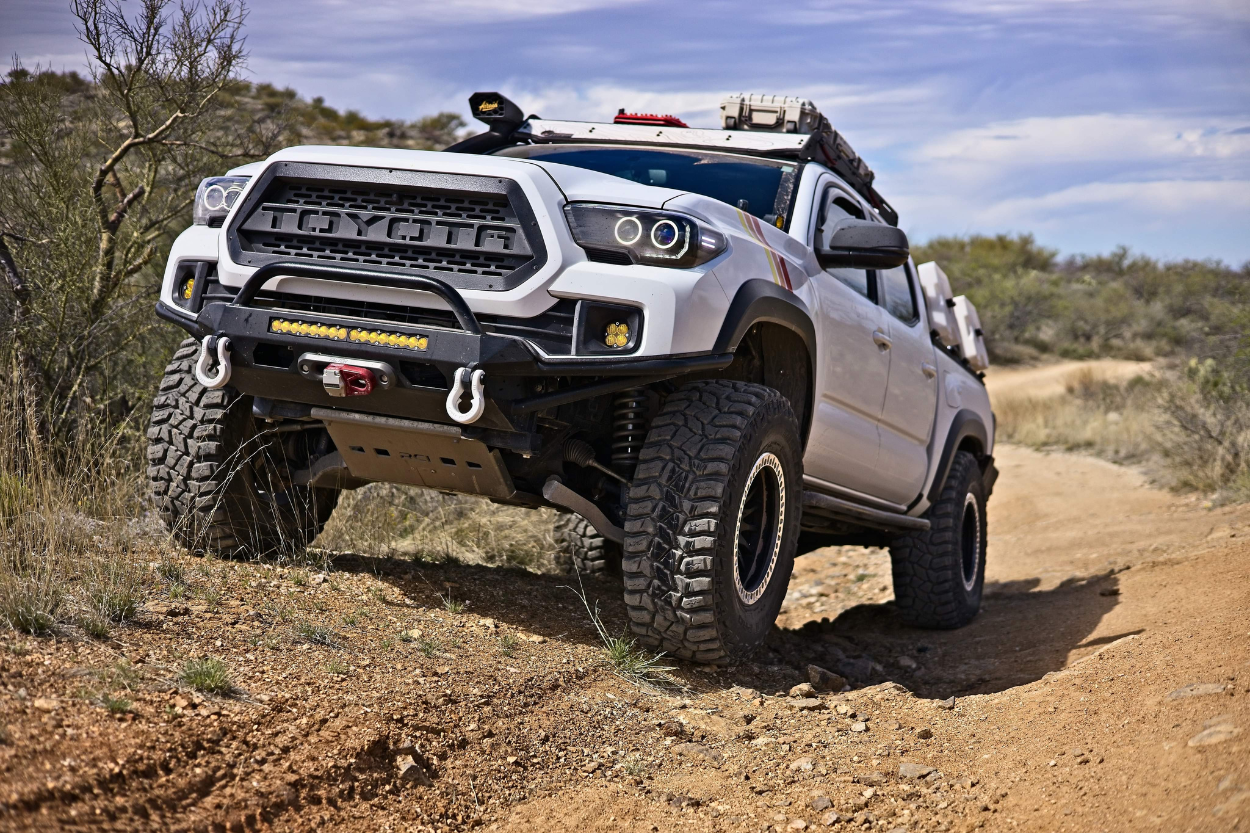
[{"xmin": 4, "ymin": 0, "xmax": 1249, "ymax": 264}]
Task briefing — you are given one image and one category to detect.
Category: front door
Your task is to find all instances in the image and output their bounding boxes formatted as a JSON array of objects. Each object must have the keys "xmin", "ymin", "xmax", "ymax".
[{"xmin": 803, "ymin": 186, "xmax": 892, "ymax": 496}]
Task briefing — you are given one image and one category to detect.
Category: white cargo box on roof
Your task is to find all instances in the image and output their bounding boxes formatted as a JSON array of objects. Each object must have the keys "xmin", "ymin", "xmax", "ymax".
[
  {"xmin": 916, "ymin": 261, "xmax": 958, "ymax": 347},
  {"xmin": 721, "ymin": 94, "xmax": 822, "ymax": 134},
  {"xmin": 951, "ymin": 296, "xmax": 989, "ymax": 372}
]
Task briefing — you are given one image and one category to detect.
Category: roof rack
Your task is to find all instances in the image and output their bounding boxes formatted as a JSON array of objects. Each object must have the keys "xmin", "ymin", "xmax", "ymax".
[
  {"xmin": 802, "ymin": 117, "xmax": 897, "ymax": 226},
  {"xmin": 449, "ymin": 91, "xmax": 898, "ymax": 226}
]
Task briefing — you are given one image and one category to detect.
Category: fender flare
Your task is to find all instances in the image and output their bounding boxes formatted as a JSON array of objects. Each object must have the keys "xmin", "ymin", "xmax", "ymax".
[
  {"xmin": 927, "ymin": 409, "xmax": 989, "ymax": 505},
  {"xmin": 713, "ymin": 279, "xmax": 817, "ymax": 358},
  {"xmin": 712, "ymin": 279, "xmax": 818, "ymax": 447}
]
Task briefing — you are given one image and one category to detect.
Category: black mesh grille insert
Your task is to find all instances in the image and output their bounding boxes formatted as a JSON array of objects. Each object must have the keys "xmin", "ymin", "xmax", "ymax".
[
  {"xmin": 242, "ymin": 231, "xmax": 527, "ymax": 278},
  {"xmin": 227, "ymin": 164, "xmax": 545, "ymax": 292},
  {"xmin": 272, "ymin": 181, "xmax": 516, "ymax": 222}
]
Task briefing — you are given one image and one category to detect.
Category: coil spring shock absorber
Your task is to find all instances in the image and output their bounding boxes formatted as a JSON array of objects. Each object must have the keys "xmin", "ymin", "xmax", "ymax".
[{"xmin": 611, "ymin": 387, "xmax": 649, "ymax": 478}]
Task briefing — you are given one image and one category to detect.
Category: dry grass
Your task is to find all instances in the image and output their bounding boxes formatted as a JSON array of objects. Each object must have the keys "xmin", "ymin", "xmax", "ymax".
[
  {"xmin": 992, "ymin": 366, "xmax": 1159, "ymax": 465},
  {"xmin": 316, "ymin": 483, "xmax": 559, "ymax": 572},
  {"xmin": 991, "ymin": 361, "xmax": 1250, "ymax": 501},
  {"xmin": 0, "ymin": 393, "xmax": 158, "ymax": 637}
]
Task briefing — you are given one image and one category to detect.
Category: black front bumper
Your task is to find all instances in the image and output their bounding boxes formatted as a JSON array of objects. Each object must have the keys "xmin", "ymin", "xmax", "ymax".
[{"xmin": 158, "ymin": 261, "xmax": 731, "ymax": 432}]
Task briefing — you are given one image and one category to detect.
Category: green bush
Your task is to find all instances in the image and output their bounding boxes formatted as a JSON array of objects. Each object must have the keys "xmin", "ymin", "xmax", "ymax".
[{"xmin": 912, "ymin": 236, "xmax": 1249, "ymax": 364}]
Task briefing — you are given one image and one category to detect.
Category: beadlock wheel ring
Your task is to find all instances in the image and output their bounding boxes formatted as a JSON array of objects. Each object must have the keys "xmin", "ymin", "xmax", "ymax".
[
  {"xmin": 733, "ymin": 452, "xmax": 786, "ymax": 606},
  {"xmin": 960, "ymin": 491, "xmax": 981, "ymax": 592}
]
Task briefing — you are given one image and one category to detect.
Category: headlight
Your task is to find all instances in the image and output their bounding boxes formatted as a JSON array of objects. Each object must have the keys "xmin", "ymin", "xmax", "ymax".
[
  {"xmin": 563, "ymin": 203, "xmax": 727, "ymax": 268},
  {"xmin": 193, "ymin": 176, "xmax": 249, "ymax": 226}
]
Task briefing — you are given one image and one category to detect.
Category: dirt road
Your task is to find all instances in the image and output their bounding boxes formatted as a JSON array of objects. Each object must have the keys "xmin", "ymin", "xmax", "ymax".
[{"xmin": 2, "ymin": 369, "xmax": 1249, "ymax": 832}]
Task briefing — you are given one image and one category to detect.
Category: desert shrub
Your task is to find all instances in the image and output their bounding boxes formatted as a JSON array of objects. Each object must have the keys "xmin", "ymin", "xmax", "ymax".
[
  {"xmin": 0, "ymin": 3, "xmax": 467, "ymax": 464},
  {"xmin": 1156, "ymin": 359, "xmax": 1250, "ymax": 499},
  {"xmin": 912, "ymin": 236, "xmax": 1249, "ymax": 364}
]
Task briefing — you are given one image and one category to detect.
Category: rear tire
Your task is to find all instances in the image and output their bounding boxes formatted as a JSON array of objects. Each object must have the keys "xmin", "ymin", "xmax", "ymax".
[
  {"xmin": 888, "ymin": 449, "xmax": 987, "ymax": 628},
  {"xmin": 146, "ymin": 338, "xmax": 339, "ymax": 558},
  {"xmin": 621, "ymin": 380, "xmax": 802, "ymax": 664},
  {"xmin": 553, "ymin": 512, "xmax": 621, "ymax": 575}
]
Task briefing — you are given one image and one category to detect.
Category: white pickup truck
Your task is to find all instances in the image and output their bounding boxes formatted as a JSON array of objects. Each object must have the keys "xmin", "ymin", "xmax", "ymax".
[{"xmin": 147, "ymin": 92, "xmax": 996, "ymax": 664}]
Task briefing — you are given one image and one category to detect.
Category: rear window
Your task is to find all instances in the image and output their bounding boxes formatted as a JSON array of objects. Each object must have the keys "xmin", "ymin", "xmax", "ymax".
[{"xmin": 494, "ymin": 144, "xmax": 800, "ymax": 228}]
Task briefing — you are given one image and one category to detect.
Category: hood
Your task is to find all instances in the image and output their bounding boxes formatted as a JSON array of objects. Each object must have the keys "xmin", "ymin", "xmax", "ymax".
[
  {"xmin": 519, "ymin": 159, "xmax": 684, "ymax": 209},
  {"xmin": 243, "ymin": 145, "xmax": 683, "ymax": 210}
]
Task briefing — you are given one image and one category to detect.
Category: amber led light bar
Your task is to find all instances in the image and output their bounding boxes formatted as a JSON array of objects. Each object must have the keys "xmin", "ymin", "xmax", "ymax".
[{"xmin": 268, "ymin": 318, "xmax": 428, "ymax": 350}]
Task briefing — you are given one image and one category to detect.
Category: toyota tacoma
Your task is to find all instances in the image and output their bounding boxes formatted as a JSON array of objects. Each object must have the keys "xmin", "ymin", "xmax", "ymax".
[{"xmin": 147, "ymin": 92, "xmax": 997, "ymax": 663}]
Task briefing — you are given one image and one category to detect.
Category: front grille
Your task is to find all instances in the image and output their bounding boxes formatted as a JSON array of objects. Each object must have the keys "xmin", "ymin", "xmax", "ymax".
[
  {"xmin": 227, "ymin": 163, "xmax": 547, "ymax": 292},
  {"xmin": 243, "ymin": 230, "xmax": 526, "ymax": 278},
  {"xmin": 273, "ymin": 181, "xmax": 514, "ymax": 222},
  {"xmin": 252, "ymin": 289, "xmax": 578, "ymax": 356}
]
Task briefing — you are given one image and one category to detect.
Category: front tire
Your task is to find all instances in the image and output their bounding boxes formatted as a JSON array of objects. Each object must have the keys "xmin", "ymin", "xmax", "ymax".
[
  {"xmin": 553, "ymin": 512, "xmax": 621, "ymax": 575},
  {"xmin": 622, "ymin": 381, "xmax": 802, "ymax": 664},
  {"xmin": 888, "ymin": 449, "xmax": 987, "ymax": 628},
  {"xmin": 146, "ymin": 338, "xmax": 339, "ymax": 559}
]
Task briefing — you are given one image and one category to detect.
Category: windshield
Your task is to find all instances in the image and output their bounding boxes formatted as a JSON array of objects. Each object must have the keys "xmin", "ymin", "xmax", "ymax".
[{"xmin": 494, "ymin": 144, "xmax": 800, "ymax": 228}]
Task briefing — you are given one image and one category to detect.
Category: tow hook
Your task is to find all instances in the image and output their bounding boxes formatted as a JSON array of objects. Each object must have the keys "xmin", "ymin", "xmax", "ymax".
[
  {"xmin": 194, "ymin": 335, "xmax": 232, "ymax": 389},
  {"xmin": 322, "ymin": 363, "xmax": 377, "ymax": 397},
  {"xmin": 445, "ymin": 366, "xmax": 486, "ymax": 424}
]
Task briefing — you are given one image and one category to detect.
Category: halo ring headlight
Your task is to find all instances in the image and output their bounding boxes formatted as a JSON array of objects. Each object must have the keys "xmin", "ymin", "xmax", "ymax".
[
  {"xmin": 614, "ymin": 216, "xmax": 643, "ymax": 246},
  {"xmin": 202, "ymin": 184, "xmax": 227, "ymax": 211},
  {"xmin": 651, "ymin": 219, "xmax": 679, "ymax": 250},
  {"xmin": 565, "ymin": 203, "xmax": 727, "ymax": 269},
  {"xmin": 193, "ymin": 175, "xmax": 251, "ymax": 225}
]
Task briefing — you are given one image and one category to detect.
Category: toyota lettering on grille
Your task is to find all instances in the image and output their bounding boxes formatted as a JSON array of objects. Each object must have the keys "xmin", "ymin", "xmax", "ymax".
[{"xmin": 239, "ymin": 204, "xmax": 531, "ymax": 255}]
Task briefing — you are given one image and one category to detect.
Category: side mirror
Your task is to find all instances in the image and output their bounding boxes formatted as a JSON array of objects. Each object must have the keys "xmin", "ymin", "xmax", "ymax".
[{"xmin": 816, "ymin": 218, "xmax": 909, "ymax": 269}]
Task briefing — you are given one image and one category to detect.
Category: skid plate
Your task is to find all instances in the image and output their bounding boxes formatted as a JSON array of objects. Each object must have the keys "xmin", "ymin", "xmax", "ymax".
[{"xmin": 321, "ymin": 419, "xmax": 515, "ymax": 499}]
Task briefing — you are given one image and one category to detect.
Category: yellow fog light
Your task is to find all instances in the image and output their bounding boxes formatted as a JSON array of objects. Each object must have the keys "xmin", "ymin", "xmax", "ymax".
[
  {"xmin": 605, "ymin": 322, "xmax": 630, "ymax": 348},
  {"xmin": 181, "ymin": 278, "xmax": 194, "ymax": 300}
]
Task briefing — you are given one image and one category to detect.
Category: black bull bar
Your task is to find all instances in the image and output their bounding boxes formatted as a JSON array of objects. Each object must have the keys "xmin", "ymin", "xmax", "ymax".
[{"xmin": 155, "ymin": 261, "xmax": 732, "ymax": 431}]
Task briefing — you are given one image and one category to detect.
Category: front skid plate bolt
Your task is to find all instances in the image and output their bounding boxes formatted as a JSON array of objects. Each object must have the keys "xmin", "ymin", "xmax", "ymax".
[{"xmin": 446, "ymin": 367, "xmax": 486, "ymax": 424}]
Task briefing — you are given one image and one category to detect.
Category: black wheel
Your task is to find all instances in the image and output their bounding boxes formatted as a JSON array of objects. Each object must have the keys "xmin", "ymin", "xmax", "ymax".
[
  {"xmin": 888, "ymin": 449, "xmax": 987, "ymax": 628},
  {"xmin": 146, "ymin": 338, "xmax": 339, "ymax": 558},
  {"xmin": 553, "ymin": 512, "xmax": 621, "ymax": 575},
  {"xmin": 622, "ymin": 380, "xmax": 802, "ymax": 664}
]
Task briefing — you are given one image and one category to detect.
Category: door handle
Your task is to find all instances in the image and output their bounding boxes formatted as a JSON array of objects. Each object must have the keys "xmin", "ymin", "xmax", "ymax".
[
  {"xmin": 872, "ymin": 329, "xmax": 892, "ymax": 350},
  {"xmin": 921, "ymin": 362, "xmax": 937, "ymax": 379}
]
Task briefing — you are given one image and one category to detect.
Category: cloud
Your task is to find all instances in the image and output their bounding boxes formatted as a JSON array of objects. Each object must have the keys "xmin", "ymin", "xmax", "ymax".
[
  {"xmin": 1, "ymin": 0, "xmax": 1247, "ymax": 260},
  {"xmin": 919, "ymin": 114, "xmax": 1250, "ymax": 166},
  {"xmin": 974, "ymin": 179, "xmax": 1250, "ymax": 223},
  {"xmin": 257, "ymin": 0, "xmax": 645, "ymax": 24},
  {"xmin": 897, "ymin": 177, "xmax": 1250, "ymax": 263}
]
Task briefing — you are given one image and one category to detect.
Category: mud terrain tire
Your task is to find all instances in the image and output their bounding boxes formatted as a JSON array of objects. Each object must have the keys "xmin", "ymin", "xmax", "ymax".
[
  {"xmin": 553, "ymin": 512, "xmax": 621, "ymax": 575},
  {"xmin": 888, "ymin": 449, "xmax": 986, "ymax": 628},
  {"xmin": 622, "ymin": 380, "xmax": 802, "ymax": 664},
  {"xmin": 147, "ymin": 338, "xmax": 339, "ymax": 558}
]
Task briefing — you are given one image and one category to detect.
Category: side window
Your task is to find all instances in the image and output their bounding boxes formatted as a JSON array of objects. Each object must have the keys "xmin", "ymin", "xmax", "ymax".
[
  {"xmin": 816, "ymin": 188, "xmax": 874, "ymax": 302},
  {"xmin": 879, "ymin": 262, "xmax": 919, "ymax": 324}
]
